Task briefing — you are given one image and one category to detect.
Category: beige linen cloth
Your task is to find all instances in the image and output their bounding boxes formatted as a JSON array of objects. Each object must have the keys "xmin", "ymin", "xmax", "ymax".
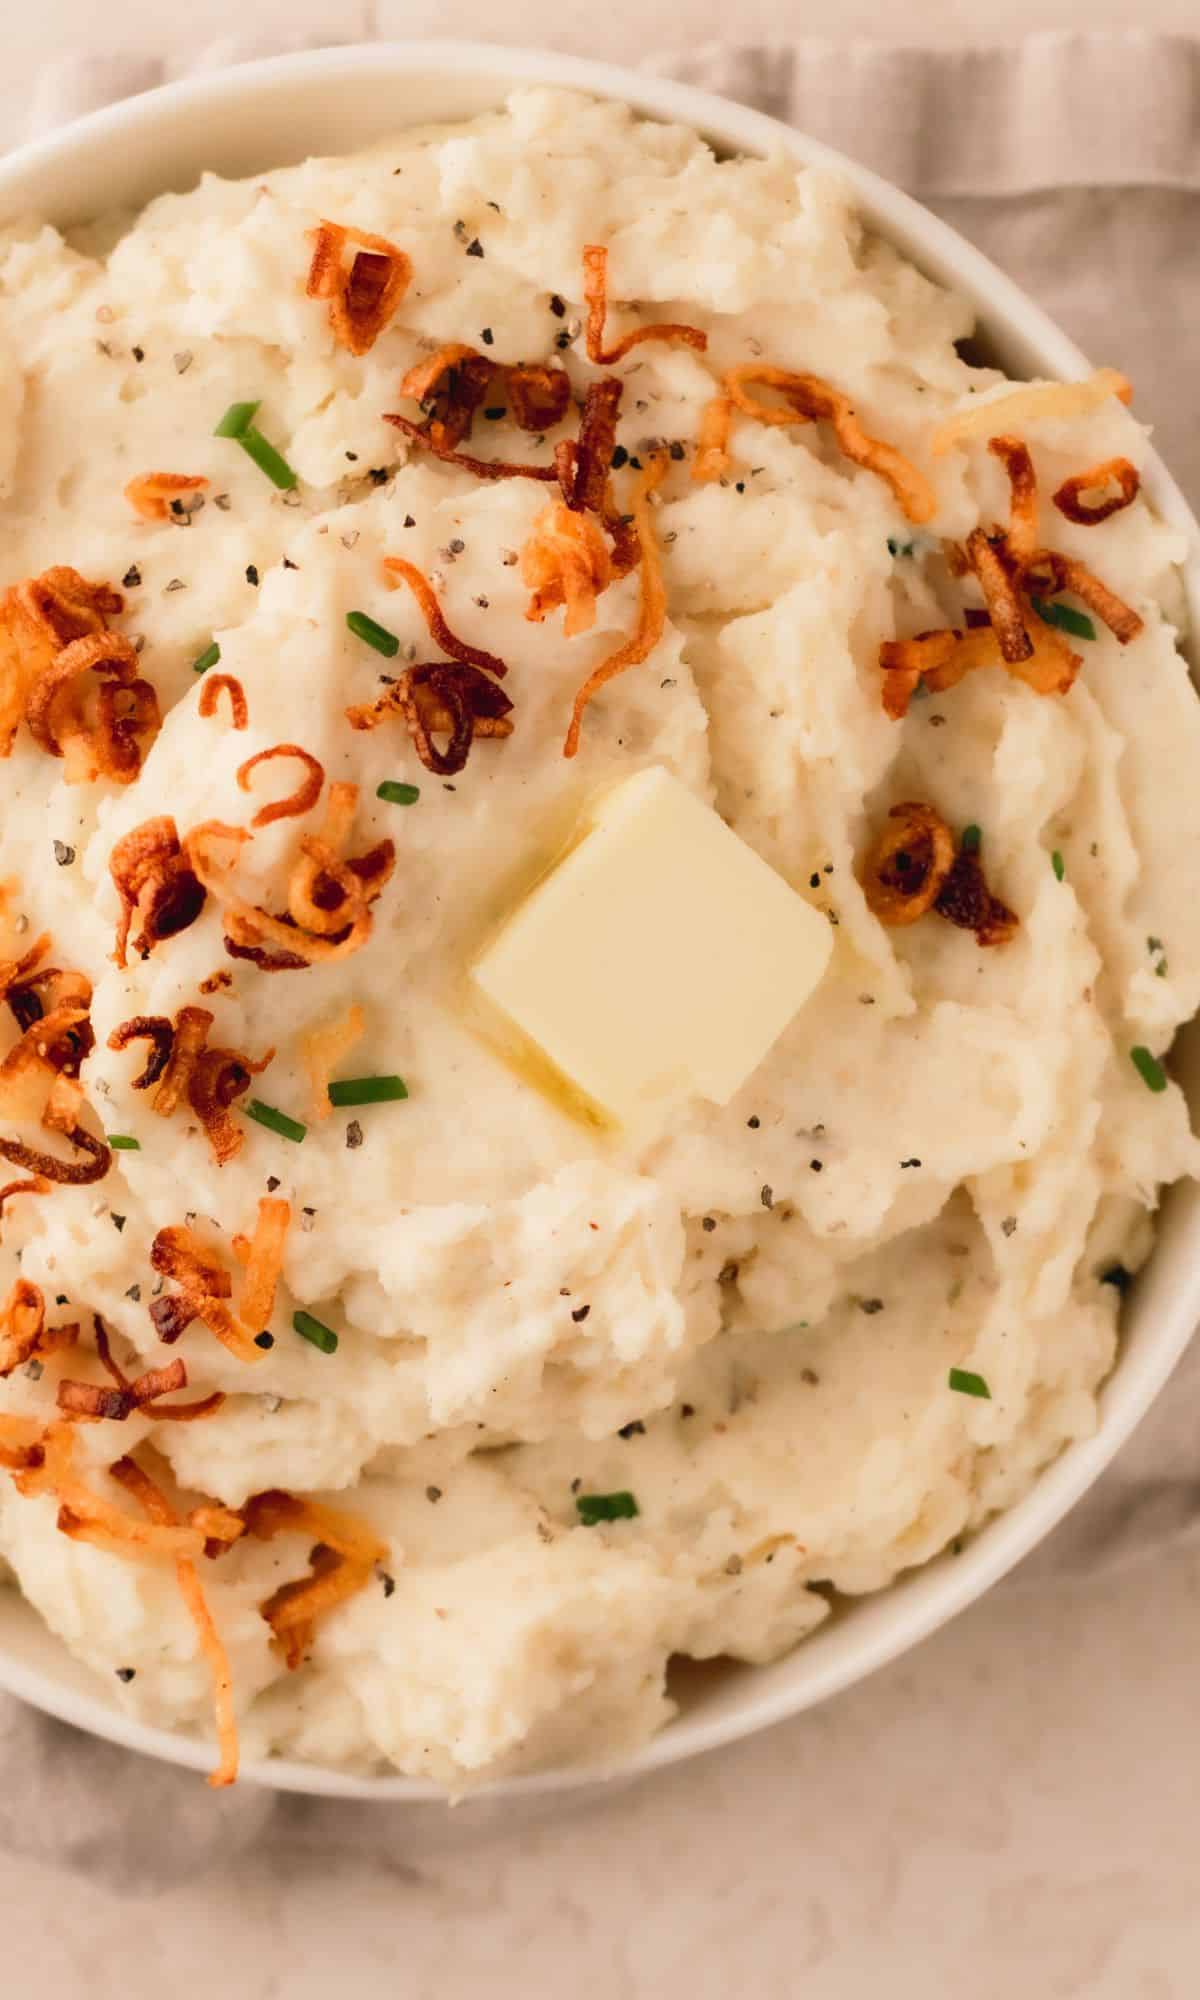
[{"xmin": 2, "ymin": 29, "xmax": 1199, "ymax": 1881}]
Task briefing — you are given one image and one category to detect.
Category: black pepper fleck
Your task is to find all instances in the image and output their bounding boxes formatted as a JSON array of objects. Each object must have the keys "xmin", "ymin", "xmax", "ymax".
[
  {"xmin": 403, "ymin": 514, "xmax": 416, "ymax": 528},
  {"xmin": 571, "ymin": 1304, "xmax": 591, "ymax": 1323},
  {"xmin": 425, "ymin": 1485, "xmax": 442, "ymax": 1503},
  {"xmin": 618, "ymin": 1421, "xmax": 646, "ymax": 1439},
  {"xmin": 760, "ymin": 1185, "xmax": 774, "ymax": 1210},
  {"xmin": 555, "ymin": 330, "xmax": 573, "ymax": 350},
  {"xmin": 859, "ymin": 1297, "xmax": 884, "ymax": 1315},
  {"xmin": 611, "ymin": 445, "xmax": 629, "ymax": 469},
  {"xmin": 465, "ymin": 237, "xmax": 484, "ymax": 258},
  {"xmin": 368, "ymin": 468, "xmax": 389, "ymax": 487},
  {"xmin": 669, "ymin": 441, "xmax": 686, "ymax": 461},
  {"xmin": 481, "ymin": 327, "xmax": 494, "ymax": 346},
  {"xmin": 549, "ymin": 294, "xmax": 566, "ymax": 318},
  {"xmin": 254, "ymin": 1331, "xmax": 274, "ymax": 1350},
  {"xmin": 809, "ymin": 873, "xmax": 821, "ymax": 889},
  {"xmin": 810, "ymin": 1159, "xmax": 823, "ymax": 1173},
  {"xmin": 680, "ymin": 1403, "xmax": 695, "ymax": 1419},
  {"xmin": 122, "ymin": 564, "xmax": 142, "ymax": 588},
  {"xmin": 245, "ymin": 565, "xmax": 259, "ymax": 586},
  {"xmin": 379, "ymin": 1572, "xmax": 396, "ymax": 1598},
  {"xmin": 702, "ymin": 1216, "xmax": 717, "ymax": 1233},
  {"xmin": 115, "ymin": 1667, "xmax": 136, "ymax": 1683},
  {"xmin": 131, "ymin": 346, "xmax": 144, "ymax": 363},
  {"xmin": 747, "ymin": 1115, "xmax": 760, "ymax": 1129},
  {"xmin": 346, "ymin": 1119, "xmax": 364, "ymax": 1150},
  {"xmin": 900, "ymin": 1158, "xmax": 922, "ymax": 1169},
  {"xmin": 111, "ymin": 1214, "xmax": 126, "ymax": 1234},
  {"xmin": 266, "ymin": 1176, "xmax": 281, "ymax": 1193},
  {"xmin": 345, "ymin": 450, "xmax": 359, "ymax": 462},
  {"xmin": 52, "ymin": 841, "xmax": 75, "ymax": 867},
  {"xmin": 1001, "ymin": 1216, "xmax": 1018, "ymax": 1238}
]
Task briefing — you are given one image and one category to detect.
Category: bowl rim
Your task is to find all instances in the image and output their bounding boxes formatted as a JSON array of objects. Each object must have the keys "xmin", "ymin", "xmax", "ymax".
[{"xmin": 1, "ymin": 36, "xmax": 1198, "ymax": 1804}]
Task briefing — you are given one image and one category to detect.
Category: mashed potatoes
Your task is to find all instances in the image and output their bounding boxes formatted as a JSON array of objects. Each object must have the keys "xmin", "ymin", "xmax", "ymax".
[{"xmin": 0, "ymin": 87, "xmax": 1197, "ymax": 1789}]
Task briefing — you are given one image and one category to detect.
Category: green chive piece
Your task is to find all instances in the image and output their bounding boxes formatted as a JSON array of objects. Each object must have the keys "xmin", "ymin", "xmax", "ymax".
[
  {"xmin": 1130, "ymin": 1045, "xmax": 1168, "ymax": 1093},
  {"xmin": 1032, "ymin": 596, "xmax": 1097, "ymax": 642},
  {"xmin": 107, "ymin": 1135, "xmax": 141, "ymax": 1151},
  {"xmin": 960, "ymin": 823, "xmax": 982, "ymax": 854},
  {"xmin": 347, "ymin": 611, "xmax": 400, "ymax": 658},
  {"xmin": 576, "ymin": 1491, "xmax": 639, "ymax": 1526},
  {"xmin": 948, "ymin": 1367, "xmax": 991, "ymax": 1400},
  {"xmin": 192, "ymin": 641, "xmax": 221, "ymax": 675},
  {"xmin": 237, "ymin": 427, "xmax": 298, "ymax": 491},
  {"xmin": 214, "ymin": 401, "xmax": 298, "ymax": 489},
  {"xmin": 245, "ymin": 1099, "xmax": 307, "ymax": 1143},
  {"xmin": 1051, "ymin": 850, "xmax": 1066, "ymax": 881},
  {"xmin": 327, "ymin": 1075, "xmax": 409, "ymax": 1108},
  {"xmin": 214, "ymin": 400, "xmax": 261, "ymax": 439},
  {"xmin": 293, "ymin": 1310, "xmax": 339, "ymax": 1355},
  {"xmin": 377, "ymin": 780, "xmax": 420, "ymax": 807}
]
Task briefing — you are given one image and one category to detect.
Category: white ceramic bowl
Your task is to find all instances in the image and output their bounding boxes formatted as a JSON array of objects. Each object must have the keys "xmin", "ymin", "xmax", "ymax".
[{"xmin": 1, "ymin": 40, "xmax": 1198, "ymax": 1806}]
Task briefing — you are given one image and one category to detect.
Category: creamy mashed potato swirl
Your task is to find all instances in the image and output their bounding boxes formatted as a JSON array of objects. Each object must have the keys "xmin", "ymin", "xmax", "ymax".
[{"xmin": 0, "ymin": 88, "xmax": 1197, "ymax": 1788}]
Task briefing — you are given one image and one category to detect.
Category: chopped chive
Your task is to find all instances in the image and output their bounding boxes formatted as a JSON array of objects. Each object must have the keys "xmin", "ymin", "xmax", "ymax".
[
  {"xmin": 214, "ymin": 400, "xmax": 261, "ymax": 439},
  {"xmin": 293, "ymin": 1310, "xmax": 339, "ymax": 1355},
  {"xmin": 1032, "ymin": 596, "xmax": 1097, "ymax": 642},
  {"xmin": 1051, "ymin": 850, "xmax": 1066, "ymax": 881},
  {"xmin": 107, "ymin": 1135, "xmax": 141, "ymax": 1151},
  {"xmin": 237, "ymin": 427, "xmax": 298, "ymax": 491},
  {"xmin": 576, "ymin": 1491, "xmax": 639, "ymax": 1526},
  {"xmin": 960, "ymin": 823, "xmax": 982, "ymax": 854},
  {"xmin": 214, "ymin": 401, "xmax": 297, "ymax": 489},
  {"xmin": 327, "ymin": 1075, "xmax": 409, "ymax": 1108},
  {"xmin": 347, "ymin": 610, "xmax": 400, "ymax": 658},
  {"xmin": 377, "ymin": 780, "xmax": 420, "ymax": 807},
  {"xmin": 1130, "ymin": 1045, "xmax": 1168, "ymax": 1093},
  {"xmin": 245, "ymin": 1099, "xmax": 307, "ymax": 1143},
  {"xmin": 948, "ymin": 1367, "xmax": 991, "ymax": 1400},
  {"xmin": 192, "ymin": 641, "xmax": 221, "ymax": 675}
]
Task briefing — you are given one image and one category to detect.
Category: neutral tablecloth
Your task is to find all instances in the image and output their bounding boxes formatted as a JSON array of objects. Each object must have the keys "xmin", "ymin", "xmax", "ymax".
[{"xmin": 2, "ymin": 28, "xmax": 1199, "ymax": 1886}]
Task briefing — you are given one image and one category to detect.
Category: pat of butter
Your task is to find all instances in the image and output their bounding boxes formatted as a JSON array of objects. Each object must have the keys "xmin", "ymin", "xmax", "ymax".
[{"xmin": 473, "ymin": 765, "xmax": 832, "ymax": 1124}]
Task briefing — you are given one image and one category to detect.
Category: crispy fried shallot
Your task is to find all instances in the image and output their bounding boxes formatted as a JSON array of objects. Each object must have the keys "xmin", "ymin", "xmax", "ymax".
[
  {"xmin": 13, "ymin": 1422, "xmax": 207, "ymax": 1559},
  {"xmin": 0, "ymin": 1126, "xmax": 110, "ymax": 1186},
  {"xmin": 381, "ymin": 557, "xmax": 508, "ymax": 678},
  {"xmin": 557, "ymin": 378, "xmax": 622, "ymax": 514},
  {"xmin": 25, "ymin": 631, "xmax": 159, "ymax": 785},
  {"xmin": 198, "ymin": 674, "xmax": 248, "ymax": 730},
  {"xmin": 384, "ymin": 412, "xmax": 561, "ymax": 484},
  {"xmin": 930, "ymin": 368, "xmax": 1132, "ymax": 457},
  {"xmin": 109, "ymin": 1005, "xmax": 272, "ymax": 1165},
  {"xmin": 186, "ymin": 799, "xmax": 389, "ymax": 969},
  {"xmin": 109, "ymin": 816, "xmax": 207, "ymax": 969},
  {"xmin": 724, "ymin": 366, "xmax": 937, "ymax": 524},
  {"xmin": 582, "ymin": 244, "xmax": 708, "ymax": 367},
  {"xmin": 564, "ymin": 452, "xmax": 668, "ymax": 758},
  {"xmin": 0, "ymin": 1175, "xmax": 50, "ymax": 1223},
  {"xmin": 237, "ymin": 744, "xmax": 325, "ymax": 828},
  {"xmin": 965, "ymin": 529, "xmax": 1032, "ymax": 665},
  {"xmin": 863, "ymin": 804, "xmax": 1017, "ymax": 945},
  {"xmin": 878, "ymin": 617, "xmax": 1081, "ymax": 720},
  {"xmin": 0, "ymin": 1279, "xmax": 77, "ymax": 1378},
  {"xmin": 507, "ymin": 363, "xmax": 572, "ymax": 432},
  {"xmin": 149, "ymin": 1223, "xmax": 261, "ymax": 1366},
  {"xmin": 242, "ymin": 1488, "xmax": 388, "ymax": 1671},
  {"xmin": 1022, "ymin": 548, "xmax": 1144, "ymax": 644},
  {"xmin": 987, "ymin": 436, "xmax": 1040, "ymax": 563},
  {"xmin": 124, "ymin": 473, "xmax": 209, "ymax": 523},
  {"xmin": 692, "ymin": 394, "xmax": 733, "ymax": 483},
  {"xmin": 237, "ymin": 1197, "xmax": 291, "ymax": 1341},
  {"xmin": 520, "ymin": 503, "xmax": 614, "ymax": 636},
  {"xmin": 861, "ymin": 802, "xmax": 957, "ymax": 926},
  {"xmin": 301, "ymin": 1004, "xmax": 364, "ymax": 1123},
  {"xmin": 92, "ymin": 1317, "xmax": 224, "ymax": 1424},
  {"xmin": 398, "ymin": 343, "xmax": 497, "ymax": 452},
  {"xmin": 306, "ymin": 220, "xmax": 411, "ymax": 356},
  {"xmin": 347, "ymin": 664, "xmax": 514, "ymax": 777},
  {"xmin": 0, "ymin": 567, "xmax": 123, "ymax": 757},
  {"xmin": 1053, "ymin": 457, "xmax": 1140, "ymax": 526},
  {"xmin": 109, "ymin": 1453, "xmax": 239, "ymax": 1786}
]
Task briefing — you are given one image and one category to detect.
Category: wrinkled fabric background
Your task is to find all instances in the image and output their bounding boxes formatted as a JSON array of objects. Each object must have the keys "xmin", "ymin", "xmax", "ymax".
[{"xmin": 2, "ymin": 28, "xmax": 1198, "ymax": 1884}]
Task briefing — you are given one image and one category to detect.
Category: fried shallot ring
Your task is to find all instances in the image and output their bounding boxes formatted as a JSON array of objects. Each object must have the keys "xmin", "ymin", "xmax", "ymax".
[
  {"xmin": 1021, "ymin": 549, "xmax": 1144, "ymax": 645},
  {"xmin": 0, "ymin": 1411, "xmax": 46, "ymax": 1471},
  {"xmin": 381, "ymin": 557, "xmax": 508, "ymax": 677},
  {"xmin": 346, "ymin": 665, "xmax": 514, "ymax": 777},
  {"xmin": 0, "ymin": 1126, "xmax": 110, "ymax": 1185},
  {"xmin": 187, "ymin": 813, "xmax": 379, "ymax": 967},
  {"xmin": 965, "ymin": 529, "xmax": 1032, "ymax": 664},
  {"xmin": 237, "ymin": 744, "xmax": 325, "ymax": 828},
  {"xmin": 930, "ymin": 368, "xmax": 1132, "ymax": 457},
  {"xmin": 198, "ymin": 674, "xmax": 248, "ymax": 730},
  {"xmin": 582, "ymin": 244, "xmax": 708, "ymax": 366},
  {"xmin": 13, "ymin": 1423, "xmax": 207, "ymax": 1560},
  {"xmin": 0, "ymin": 568, "xmax": 123, "ymax": 757},
  {"xmin": 242, "ymin": 1488, "xmax": 389, "ymax": 1671},
  {"xmin": 723, "ymin": 366, "xmax": 937, "ymax": 524},
  {"xmin": 109, "ymin": 1453, "xmax": 239, "ymax": 1786},
  {"xmin": 564, "ymin": 452, "xmax": 668, "ymax": 758},
  {"xmin": 558, "ymin": 378, "xmax": 622, "ymax": 514},
  {"xmin": 692, "ymin": 394, "xmax": 733, "ymax": 483},
  {"xmin": 25, "ymin": 632, "xmax": 158, "ymax": 785},
  {"xmin": 0, "ymin": 1278, "xmax": 78, "ymax": 1378},
  {"xmin": 306, "ymin": 220, "xmax": 411, "ymax": 356},
  {"xmin": 109, "ymin": 816, "xmax": 206, "ymax": 969},
  {"xmin": 987, "ymin": 436, "xmax": 1040, "ymax": 563},
  {"xmin": 398, "ymin": 343, "xmax": 497, "ymax": 451},
  {"xmin": 301, "ymin": 1004, "xmax": 364, "ymax": 1124},
  {"xmin": 124, "ymin": 473, "xmax": 209, "ymax": 523},
  {"xmin": 520, "ymin": 503, "xmax": 614, "ymax": 636},
  {"xmin": 109, "ymin": 1006, "xmax": 271, "ymax": 1164},
  {"xmin": 1052, "ymin": 457, "xmax": 1140, "ymax": 526},
  {"xmin": 861, "ymin": 802, "xmax": 957, "ymax": 926},
  {"xmin": 507, "ymin": 363, "xmax": 572, "ymax": 433},
  {"xmin": 384, "ymin": 411, "xmax": 560, "ymax": 484}
]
